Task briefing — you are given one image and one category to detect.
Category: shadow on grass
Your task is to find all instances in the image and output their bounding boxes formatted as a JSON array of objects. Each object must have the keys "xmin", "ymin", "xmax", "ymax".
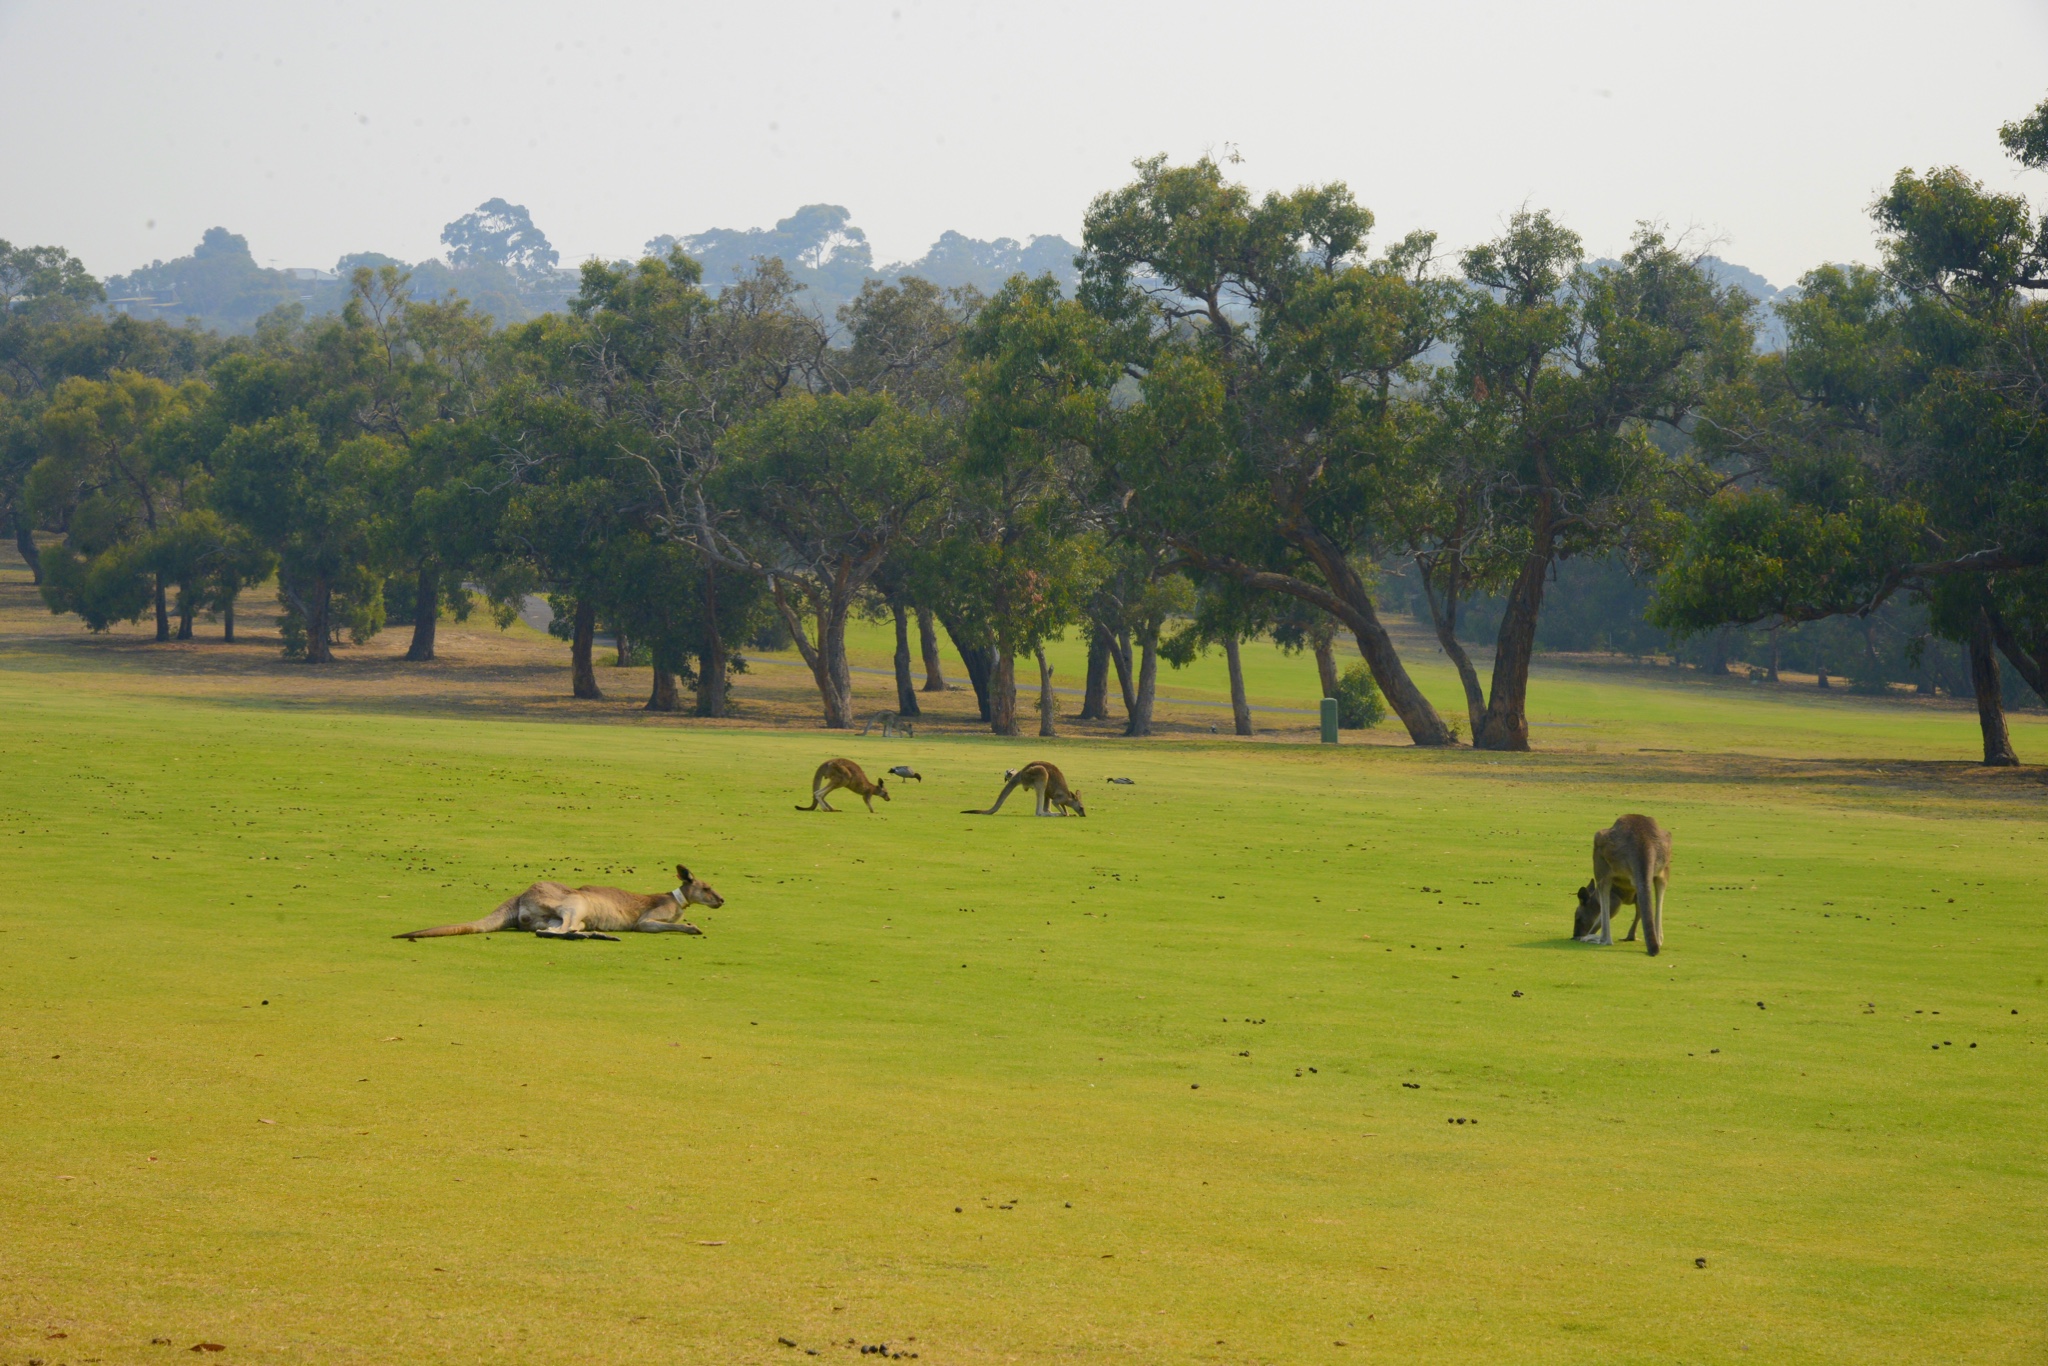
[{"xmin": 1513, "ymin": 938, "xmax": 1591, "ymax": 952}]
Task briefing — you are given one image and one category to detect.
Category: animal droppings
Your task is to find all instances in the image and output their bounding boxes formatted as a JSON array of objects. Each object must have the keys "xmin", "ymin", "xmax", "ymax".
[
  {"xmin": 1402, "ymin": 1082, "xmax": 1420, "ymax": 1089},
  {"xmin": 1695, "ymin": 1257, "xmax": 1708, "ymax": 1268},
  {"xmin": 778, "ymin": 1337, "xmax": 798, "ymax": 1348},
  {"xmin": 1512, "ymin": 990, "xmax": 1523, "ymax": 997},
  {"xmin": 1757, "ymin": 1001, "xmax": 1766, "ymax": 1009}
]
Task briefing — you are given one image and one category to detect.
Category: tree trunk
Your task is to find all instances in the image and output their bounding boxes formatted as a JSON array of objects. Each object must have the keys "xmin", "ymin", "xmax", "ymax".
[
  {"xmin": 1081, "ymin": 627, "xmax": 1111, "ymax": 720},
  {"xmin": 990, "ymin": 650, "xmax": 1019, "ymax": 736},
  {"xmin": 892, "ymin": 602, "xmax": 921, "ymax": 717},
  {"xmin": 154, "ymin": 574, "xmax": 170, "ymax": 642},
  {"xmin": 917, "ymin": 607, "xmax": 948, "ymax": 691},
  {"xmin": 1984, "ymin": 602, "xmax": 2046, "ymax": 699},
  {"xmin": 304, "ymin": 578, "xmax": 334, "ymax": 664},
  {"xmin": 1707, "ymin": 628, "xmax": 1731, "ymax": 677},
  {"xmin": 1036, "ymin": 646, "xmax": 1057, "ymax": 737},
  {"xmin": 571, "ymin": 599, "xmax": 603, "ymax": 700},
  {"xmin": 1766, "ymin": 627, "xmax": 1780, "ymax": 682},
  {"xmin": 175, "ymin": 595, "xmax": 194, "ymax": 640},
  {"xmin": 617, "ymin": 631, "xmax": 631, "ymax": 667},
  {"xmin": 1475, "ymin": 542, "xmax": 1551, "ymax": 751},
  {"xmin": 1314, "ymin": 633, "xmax": 1341, "ymax": 702},
  {"xmin": 12, "ymin": 519, "xmax": 40, "ymax": 583},
  {"xmin": 1418, "ymin": 569, "xmax": 1486, "ymax": 735},
  {"xmin": 942, "ymin": 615, "xmax": 994, "ymax": 722},
  {"xmin": 1223, "ymin": 635, "xmax": 1253, "ymax": 736},
  {"xmin": 1816, "ymin": 664, "xmax": 1830, "ymax": 689},
  {"xmin": 1215, "ymin": 526, "xmax": 1452, "ymax": 746},
  {"xmin": 647, "ymin": 660, "xmax": 684, "ymax": 712},
  {"xmin": 1111, "ymin": 627, "xmax": 1137, "ymax": 718},
  {"xmin": 773, "ymin": 585, "xmax": 856, "ymax": 729},
  {"xmin": 1125, "ymin": 633, "xmax": 1160, "ymax": 737},
  {"xmin": 223, "ymin": 593, "xmax": 236, "ymax": 643},
  {"xmin": 405, "ymin": 565, "xmax": 439, "ymax": 661},
  {"xmin": 695, "ymin": 571, "xmax": 728, "ymax": 717},
  {"xmin": 1970, "ymin": 609, "xmax": 2019, "ymax": 766}
]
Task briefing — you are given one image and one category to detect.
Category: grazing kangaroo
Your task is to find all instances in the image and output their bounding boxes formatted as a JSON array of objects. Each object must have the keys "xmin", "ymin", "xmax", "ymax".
[
  {"xmin": 1574, "ymin": 815, "xmax": 1672, "ymax": 955},
  {"xmin": 395, "ymin": 865, "xmax": 725, "ymax": 941},
  {"xmin": 859, "ymin": 712, "xmax": 914, "ymax": 737},
  {"xmin": 964, "ymin": 761, "xmax": 1086, "ymax": 817},
  {"xmin": 796, "ymin": 757, "xmax": 890, "ymax": 812}
]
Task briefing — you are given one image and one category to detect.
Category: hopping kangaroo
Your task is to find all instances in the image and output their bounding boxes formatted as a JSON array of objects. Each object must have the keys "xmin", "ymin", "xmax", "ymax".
[
  {"xmin": 395, "ymin": 865, "xmax": 725, "ymax": 941},
  {"xmin": 964, "ymin": 761, "xmax": 1086, "ymax": 817},
  {"xmin": 1575, "ymin": 815, "xmax": 1672, "ymax": 955},
  {"xmin": 796, "ymin": 757, "xmax": 890, "ymax": 812}
]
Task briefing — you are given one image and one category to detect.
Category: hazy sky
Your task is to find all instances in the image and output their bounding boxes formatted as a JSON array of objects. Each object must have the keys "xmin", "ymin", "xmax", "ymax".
[{"xmin": 4, "ymin": 0, "xmax": 2046, "ymax": 289}]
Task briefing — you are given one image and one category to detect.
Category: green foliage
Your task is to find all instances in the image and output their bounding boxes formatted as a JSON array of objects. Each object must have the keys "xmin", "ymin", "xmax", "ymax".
[
  {"xmin": 1999, "ymin": 92, "xmax": 2048, "ymax": 170},
  {"xmin": 1333, "ymin": 660, "xmax": 1387, "ymax": 728}
]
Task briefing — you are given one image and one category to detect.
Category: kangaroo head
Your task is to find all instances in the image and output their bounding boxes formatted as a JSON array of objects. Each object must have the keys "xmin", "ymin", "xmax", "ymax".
[
  {"xmin": 675, "ymin": 863, "xmax": 725, "ymax": 909},
  {"xmin": 875, "ymin": 781, "xmax": 891, "ymax": 801},
  {"xmin": 1572, "ymin": 881, "xmax": 1601, "ymax": 938}
]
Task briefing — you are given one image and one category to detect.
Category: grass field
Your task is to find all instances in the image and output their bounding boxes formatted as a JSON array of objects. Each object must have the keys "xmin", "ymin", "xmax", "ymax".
[{"xmin": 3, "ymin": 555, "xmax": 2047, "ymax": 1364}]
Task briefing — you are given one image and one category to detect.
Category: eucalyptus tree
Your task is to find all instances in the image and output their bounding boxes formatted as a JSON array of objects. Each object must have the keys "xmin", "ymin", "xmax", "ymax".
[
  {"xmin": 206, "ymin": 305, "xmax": 419, "ymax": 661},
  {"xmin": 691, "ymin": 391, "xmax": 951, "ymax": 728},
  {"xmin": 339, "ymin": 267, "xmax": 511, "ymax": 662},
  {"xmin": 834, "ymin": 277, "xmax": 980, "ymax": 717},
  {"xmin": 1416, "ymin": 213, "xmax": 1753, "ymax": 748},
  {"xmin": 30, "ymin": 370, "xmax": 210, "ymax": 638},
  {"xmin": 571, "ymin": 251, "xmax": 825, "ymax": 715},
  {"xmin": 944, "ymin": 275, "xmax": 1112, "ymax": 736},
  {"xmin": 1078, "ymin": 156, "xmax": 1458, "ymax": 746},
  {"xmin": 1654, "ymin": 127, "xmax": 2048, "ymax": 764}
]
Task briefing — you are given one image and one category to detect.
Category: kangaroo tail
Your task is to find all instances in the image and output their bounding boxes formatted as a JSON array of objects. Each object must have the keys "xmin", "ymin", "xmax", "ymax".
[
  {"xmin": 964, "ymin": 773, "xmax": 1024, "ymax": 815},
  {"xmin": 795, "ymin": 799, "xmax": 819, "ymax": 811},
  {"xmin": 395, "ymin": 897, "xmax": 521, "ymax": 941}
]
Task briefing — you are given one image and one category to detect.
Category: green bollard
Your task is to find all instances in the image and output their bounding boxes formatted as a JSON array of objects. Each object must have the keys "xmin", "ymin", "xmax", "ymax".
[{"xmin": 1320, "ymin": 697, "xmax": 1339, "ymax": 744}]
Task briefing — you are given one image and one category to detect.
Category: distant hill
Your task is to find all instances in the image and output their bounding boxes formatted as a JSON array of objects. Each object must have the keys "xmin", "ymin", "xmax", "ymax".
[
  {"xmin": 105, "ymin": 228, "xmax": 579, "ymax": 335},
  {"xmin": 100, "ymin": 204, "xmax": 1790, "ymax": 347},
  {"xmin": 644, "ymin": 204, "xmax": 1081, "ymax": 319}
]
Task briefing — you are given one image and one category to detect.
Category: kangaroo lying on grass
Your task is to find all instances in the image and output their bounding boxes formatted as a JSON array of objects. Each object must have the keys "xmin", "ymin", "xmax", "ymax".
[
  {"xmin": 395, "ymin": 865, "xmax": 725, "ymax": 941},
  {"xmin": 796, "ymin": 757, "xmax": 890, "ymax": 812},
  {"xmin": 1575, "ymin": 815, "xmax": 1671, "ymax": 955},
  {"xmin": 964, "ymin": 761, "xmax": 1086, "ymax": 817}
]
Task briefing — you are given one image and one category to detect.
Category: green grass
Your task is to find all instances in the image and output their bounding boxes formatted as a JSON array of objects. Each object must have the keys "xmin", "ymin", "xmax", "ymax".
[{"xmin": 3, "ymin": 650, "xmax": 2046, "ymax": 1362}]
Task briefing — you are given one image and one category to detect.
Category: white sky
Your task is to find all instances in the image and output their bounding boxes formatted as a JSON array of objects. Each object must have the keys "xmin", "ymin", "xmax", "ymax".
[{"xmin": 4, "ymin": 0, "xmax": 2046, "ymax": 290}]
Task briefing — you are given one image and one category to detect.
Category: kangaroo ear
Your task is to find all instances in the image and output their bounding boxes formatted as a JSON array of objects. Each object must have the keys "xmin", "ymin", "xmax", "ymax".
[{"xmin": 677, "ymin": 864, "xmax": 691, "ymax": 882}]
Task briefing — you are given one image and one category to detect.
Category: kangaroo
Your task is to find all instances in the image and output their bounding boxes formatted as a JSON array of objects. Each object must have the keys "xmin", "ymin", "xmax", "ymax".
[
  {"xmin": 964, "ymin": 761, "xmax": 1086, "ymax": 817},
  {"xmin": 395, "ymin": 864, "xmax": 725, "ymax": 941},
  {"xmin": 859, "ymin": 712, "xmax": 914, "ymax": 737},
  {"xmin": 796, "ymin": 757, "xmax": 890, "ymax": 813},
  {"xmin": 1574, "ymin": 815, "xmax": 1672, "ymax": 955}
]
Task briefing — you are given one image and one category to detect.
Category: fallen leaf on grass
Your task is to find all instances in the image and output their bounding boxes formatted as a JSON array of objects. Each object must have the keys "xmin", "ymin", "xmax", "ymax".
[
  {"xmin": 258, "ymin": 1119, "xmax": 276, "ymax": 1125},
  {"xmin": 189, "ymin": 1344, "xmax": 226, "ymax": 1353},
  {"xmin": 697, "ymin": 1240, "xmax": 726, "ymax": 1246}
]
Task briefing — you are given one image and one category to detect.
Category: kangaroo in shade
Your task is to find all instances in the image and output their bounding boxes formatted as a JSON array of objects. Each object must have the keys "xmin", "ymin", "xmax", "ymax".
[
  {"xmin": 1575, "ymin": 815, "xmax": 1672, "ymax": 955},
  {"xmin": 395, "ymin": 865, "xmax": 725, "ymax": 941}
]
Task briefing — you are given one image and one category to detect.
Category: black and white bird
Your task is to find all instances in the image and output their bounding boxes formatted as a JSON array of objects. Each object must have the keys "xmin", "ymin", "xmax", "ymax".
[
  {"xmin": 1106, "ymin": 777, "xmax": 1135, "ymax": 785},
  {"xmin": 888, "ymin": 765, "xmax": 922, "ymax": 782}
]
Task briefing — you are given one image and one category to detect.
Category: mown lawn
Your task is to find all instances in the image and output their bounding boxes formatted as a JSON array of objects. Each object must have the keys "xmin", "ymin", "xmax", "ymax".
[{"xmin": 2, "ymin": 621, "xmax": 2045, "ymax": 1362}]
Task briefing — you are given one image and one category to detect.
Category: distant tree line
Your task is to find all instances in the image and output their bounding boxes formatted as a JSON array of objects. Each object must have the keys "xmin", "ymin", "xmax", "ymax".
[{"xmin": 5, "ymin": 96, "xmax": 2044, "ymax": 761}]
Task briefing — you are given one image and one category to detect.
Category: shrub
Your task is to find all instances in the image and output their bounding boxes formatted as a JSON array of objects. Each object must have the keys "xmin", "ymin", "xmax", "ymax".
[{"xmin": 1335, "ymin": 662, "xmax": 1387, "ymax": 729}]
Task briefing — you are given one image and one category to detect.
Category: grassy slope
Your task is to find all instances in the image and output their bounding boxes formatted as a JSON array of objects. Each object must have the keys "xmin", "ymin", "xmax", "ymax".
[{"xmin": 2, "ymin": 619, "xmax": 2046, "ymax": 1362}]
